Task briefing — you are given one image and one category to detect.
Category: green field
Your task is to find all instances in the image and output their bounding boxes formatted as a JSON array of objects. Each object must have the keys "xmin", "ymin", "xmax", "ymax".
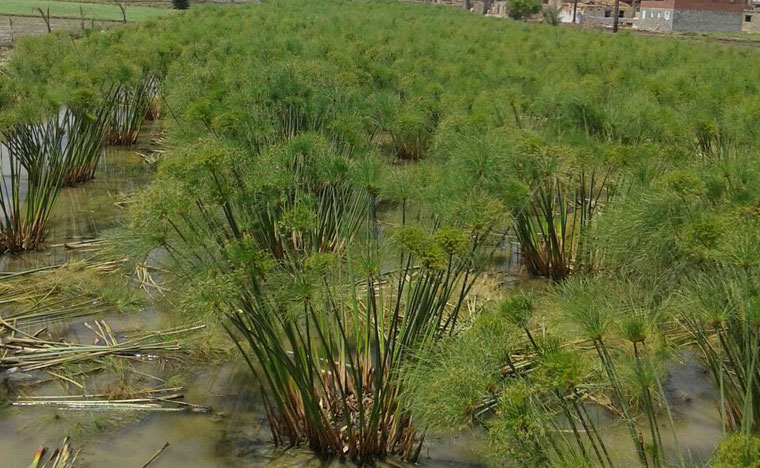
[
  {"xmin": 0, "ymin": 0, "xmax": 172, "ymax": 21},
  {"xmin": 5, "ymin": 1, "xmax": 760, "ymax": 467}
]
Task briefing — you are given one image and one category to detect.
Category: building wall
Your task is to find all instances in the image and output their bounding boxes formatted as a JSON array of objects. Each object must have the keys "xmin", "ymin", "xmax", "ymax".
[
  {"xmin": 559, "ymin": 2, "xmax": 634, "ymax": 24},
  {"xmin": 639, "ymin": 7, "xmax": 675, "ymax": 29},
  {"xmin": 672, "ymin": 0, "xmax": 743, "ymax": 12},
  {"xmin": 642, "ymin": 0, "xmax": 743, "ymax": 12},
  {"xmin": 742, "ymin": 11, "xmax": 760, "ymax": 32},
  {"xmin": 672, "ymin": 8, "xmax": 742, "ymax": 30},
  {"xmin": 640, "ymin": 6, "xmax": 742, "ymax": 30},
  {"xmin": 491, "ymin": 1, "xmax": 508, "ymax": 16}
]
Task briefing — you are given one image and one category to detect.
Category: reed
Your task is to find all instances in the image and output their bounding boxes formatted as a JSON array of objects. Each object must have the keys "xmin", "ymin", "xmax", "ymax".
[
  {"xmin": 3, "ymin": 104, "xmax": 112, "ymax": 187},
  {"xmin": 0, "ymin": 101, "xmax": 115, "ymax": 252},
  {"xmin": 494, "ymin": 294, "xmax": 620, "ymax": 468},
  {"xmin": 226, "ymin": 221, "xmax": 485, "ymax": 463},
  {"xmin": 106, "ymin": 78, "xmax": 156, "ymax": 146},
  {"xmin": 60, "ymin": 107, "xmax": 110, "ymax": 185},
  {"xmin": 560, "ymin": 278, "xmax": 691, "ymax": 468},
  {"xmin": 132, "ymin": 131, "xmax": 492, "ymax": 462},
  {"xmin": 8, "ymin": 2, "xmax": 760, "ymax": 465},
  {"xmin": 513, "ymin": 169, "xmax": 611, "ymax": 281},
  {"xmin": 684, "ymin": 267, "xmax": 760, "ymax": 434},
  {"xmin": 0, "ymin": 120, "xmax": 69, "ymax": 253}
]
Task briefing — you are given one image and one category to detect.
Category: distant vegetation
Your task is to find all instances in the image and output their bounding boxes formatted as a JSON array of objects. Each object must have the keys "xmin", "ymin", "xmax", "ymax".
[{"xmin": 3, "ymin": 1, "xmax": 760, "ymax": 466}]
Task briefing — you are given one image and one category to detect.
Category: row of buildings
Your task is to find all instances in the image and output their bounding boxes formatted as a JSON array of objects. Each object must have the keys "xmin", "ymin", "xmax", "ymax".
[
  {"xmin": 556, "ymin": 0, "xmax": 746, "ymax": 32},
  {"xmin": 461, "ymin": 0, "xmax": 758, "ymax": 32},
  {"xmin": 577, "ymin": 0, "xmax": 760, "ymax": 32}
]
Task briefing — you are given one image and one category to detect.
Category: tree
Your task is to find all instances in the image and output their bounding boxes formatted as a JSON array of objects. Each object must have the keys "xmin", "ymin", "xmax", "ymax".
[
  {"xmin": 172, "ymin": 0, "xmax": 190, "ymax": 10},
  {"xmin": 507, "ymin": 0, "xmax": 541, "ymax": 19},
  {"xmin": 543, "ymin": 4, "xmax": 561, "ymax": 25}
]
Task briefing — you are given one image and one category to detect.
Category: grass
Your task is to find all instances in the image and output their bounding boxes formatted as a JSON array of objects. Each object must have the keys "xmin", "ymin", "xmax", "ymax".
[{"xmin": 0, "ymin": 0, "xmax": 172, "ymax": 21}]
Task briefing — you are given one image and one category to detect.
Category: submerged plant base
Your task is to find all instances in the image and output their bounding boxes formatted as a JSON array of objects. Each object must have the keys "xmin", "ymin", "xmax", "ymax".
[
  {"xmin": 107, "ymin": 78, "xmax": 157, "ymax": 147},
  {"xmin": 256, "ymin": 353, "xmax": 422, "ymax": 463},
  {"xmin": 145, "ymin": 99, "xmax": 162, "ymax": 121},
  {"xmin": 0, "ymin": 221, "xmax": 48, "ymax": 253},
  {"xmin": 65, "ymin": 166, "xmax": 98, "ymax": 186},
  {"xmin": 105, "ymin": 130, "xmax": 141, "ymax": 146}
]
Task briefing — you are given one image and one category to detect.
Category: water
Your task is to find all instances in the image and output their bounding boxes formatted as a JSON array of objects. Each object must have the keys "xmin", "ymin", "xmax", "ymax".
[{"xmin": 662, "ymin": 353, "xmax": 725, "ymax": 464}]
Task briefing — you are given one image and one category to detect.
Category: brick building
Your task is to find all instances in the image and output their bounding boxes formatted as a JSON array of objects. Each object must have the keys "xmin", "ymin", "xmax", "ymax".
[{"xmin": 638, "ymin": 0, "xmax": 743, "ymax": 31}]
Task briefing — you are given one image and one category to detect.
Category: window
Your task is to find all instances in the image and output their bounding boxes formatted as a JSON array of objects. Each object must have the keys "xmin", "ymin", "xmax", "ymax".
[
  {"xmin": 605, "ymin": 10, "xmax": 611, "ymax": 17},
  {"xmin": 619, "ymin": 10, "xmax": 625, "ymax": 17},
  {"xmin": 746, "ymin": 14, "xmax": 753, "ymax": 22}
]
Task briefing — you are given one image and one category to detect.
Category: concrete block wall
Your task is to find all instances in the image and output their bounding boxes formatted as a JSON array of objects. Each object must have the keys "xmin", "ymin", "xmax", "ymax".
[
  {"xmin": 640, "ymin": 7, "xmax": 741, "ymax": 30},
  {"xmin": 672, "ymin": 8, "xmax": 742, "ymax": 30},
  {"xmin": 742, "ymin": 11, "xmax": 760, "ymax": 32},
  {"xmin": 639, "ymin": 7, "xmax": 675, "ymax": 29}
]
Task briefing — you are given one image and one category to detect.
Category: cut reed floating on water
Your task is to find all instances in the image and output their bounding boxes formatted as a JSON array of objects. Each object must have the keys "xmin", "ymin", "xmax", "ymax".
[
  {"xmin": 0, "ymin": 258, "xmax": 127, "ymax": 331},
  {"xmin": 1, "ymin": 321, "xmax": 204, "ymax": 373},
  {"xmin": 28, "ymin": 437, "xmax": 79, "ymax": 468},
  {"xmin": 14, "ymin": 387, "xmax": 210, "ymax": 412}
]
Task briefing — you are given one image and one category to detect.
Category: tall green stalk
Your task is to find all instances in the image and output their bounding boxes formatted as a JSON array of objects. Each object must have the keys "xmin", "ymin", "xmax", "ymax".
[
  {"xmin": 514, "ymin": 169, "xmax": 611, "ymax": 281},
  {"xmin": 106, "ymin": 78, "xmax": 156, "ymax": 146},
  {"xmin": 0, "ymin": 119, "xmax": 69, "ymax": 253},
  {"xmin": 61, "ymin": 106, "xmax": 110, "ymax": 185}
]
